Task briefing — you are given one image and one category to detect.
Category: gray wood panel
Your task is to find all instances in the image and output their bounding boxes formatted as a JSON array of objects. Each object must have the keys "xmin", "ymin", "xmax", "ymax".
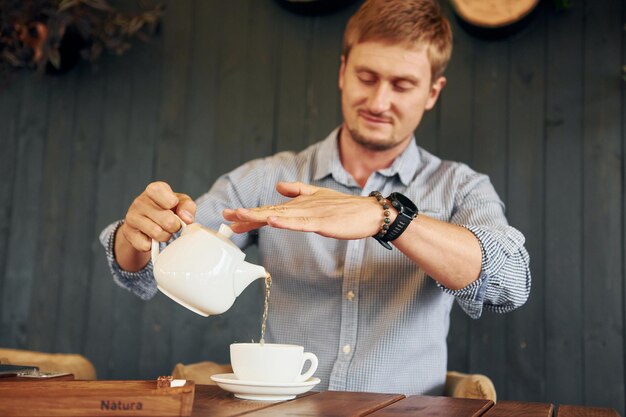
[
  {"xmin": 506, "ymin": 4, "xmax": 546, "ymax": 401},
  {"xmin": 275, "ymin": 11, "xmax": 313, "ymax": 152},
  {"xmin": 467, "ymin": 38, "xmax": 510, "ymax": 393},
  {"xmin": 0, "ymin": 77, "xmax": 21, "ymax": 346},
  {"xmin": 240, "ymin": 0, "xmax": 281, "ymax": 163},
  {"xmin": 0, "ymin": 0, "xmax": 624, "ymax": 414},
  {"xmin": 27, "ymin": 75, "xmax": 77, "ymax": 352},
  {"xmin": 582, "ymin": 0, "xmax": 624, "ymax": 412},
  {"xmin": 306, "ymin": 11, "xmax": 346, "ymax": 143},
  {"xmin": 83, "ymin": 56, "xmax": 134, "ymax": 379},
  {"xmin": 545, "ymin": 2, "xmax": 584, "ymax": 406},
  {"xmin": 181, "ymin": 0, "xmax": 220, "ymax": 198},
  {"xmin": 55, "ymin": 65, "xmax": 105, "ymax": 354},
  {"xmin": 211, "ymin": 1, "xmax": 251, "ymax": 177}
]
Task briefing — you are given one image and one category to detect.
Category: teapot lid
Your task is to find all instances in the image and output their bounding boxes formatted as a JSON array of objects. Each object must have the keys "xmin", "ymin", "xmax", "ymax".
[
  {"xmin": 206, "ymin": 223, "xmax": 238, "ymax": 248},
  {"xmin": 218, "ymin": 224, "xmax": 234, "ymax": 238}
]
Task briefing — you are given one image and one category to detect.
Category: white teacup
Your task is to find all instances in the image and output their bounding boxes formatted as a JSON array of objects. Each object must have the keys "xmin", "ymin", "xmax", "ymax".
[{"xmin": 230, "ymin": 343, "xmax": 318, "ymax": 383}]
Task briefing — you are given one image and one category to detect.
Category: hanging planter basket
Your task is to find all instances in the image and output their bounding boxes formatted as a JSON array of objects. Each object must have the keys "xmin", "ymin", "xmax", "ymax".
[{"xmin": 0, "ymin": 0, "xmax": 163, "ymax": 75}]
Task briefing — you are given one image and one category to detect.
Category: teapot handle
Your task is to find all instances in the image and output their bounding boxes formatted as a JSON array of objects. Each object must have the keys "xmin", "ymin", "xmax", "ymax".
[{"xmin": 151, "ymin": 214, "xmax": 187, "ymax": 265}]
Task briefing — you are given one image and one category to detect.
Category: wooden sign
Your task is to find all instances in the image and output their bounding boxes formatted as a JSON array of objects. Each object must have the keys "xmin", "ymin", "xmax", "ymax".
[
  {"xmin": 449, "ymin": 0, "xmax": 541, "ymax": 39},
  {"xmin": 0, "ymin": 380, "xmax": 195, "ymax": 416}
]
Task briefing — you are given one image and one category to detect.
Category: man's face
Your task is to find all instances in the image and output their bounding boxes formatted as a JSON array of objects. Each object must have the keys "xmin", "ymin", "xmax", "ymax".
[{"xmin": 339, "ymin": 41, "xmax": 446, "ymax": 151}]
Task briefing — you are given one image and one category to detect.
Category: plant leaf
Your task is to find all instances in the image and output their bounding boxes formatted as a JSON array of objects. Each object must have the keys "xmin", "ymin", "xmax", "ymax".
[
  {"xmin": 83, "ymin": 0, "xmax": 114, "ymax": 12},
  {"xmin": 59, "ymin": 0, "xmax": 80, "ymax": 12},
  {"xmin": 48, "ymin": 49, "xmax": 60, "ymax": 69}
]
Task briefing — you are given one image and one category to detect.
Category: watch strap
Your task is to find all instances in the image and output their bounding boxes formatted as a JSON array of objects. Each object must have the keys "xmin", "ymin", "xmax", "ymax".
[
  {"xmin": 370, "ymin": 192, "xmax": 418, "ymax": 249},
  {"xmin": 384, "ymin": 211, "xmax": 414, "ymax": 242}
]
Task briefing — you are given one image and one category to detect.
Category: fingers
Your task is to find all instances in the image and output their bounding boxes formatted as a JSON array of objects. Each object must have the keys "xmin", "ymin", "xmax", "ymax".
[
  {"xmin": 223, "ymin": 208, "xmax": 266, "ymax": 233},
  {"xmin": 145, "ymin": 181, "xmax": 178, "ymax": 209},
  {"xmin": 125, "ymin": 205, "xmax": 176, "ymax": 240},
  {"xmin": 229, "ymin": 221, "xmax": 267, "ymax": 234},
  {"xmin": 224, "ymin": 207, "xmax": 278, "ymax": 224},
  {"xmin": 276, "ymin": 181, "xmax": 319, "ymax": 198},
  {"xmin": 120, "ymin": 223, "xmax": 152, "ymax": 252},
  {"xmin": 175, "ymin": 193, "xmax": 196, "ymax": 223},
  {"xmin": 123, "ymin": 181, "xmax": 192, "ymax": 252}
]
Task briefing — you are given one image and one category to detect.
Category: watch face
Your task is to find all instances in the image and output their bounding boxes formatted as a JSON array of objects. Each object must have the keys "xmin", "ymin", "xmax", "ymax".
[{"xmin": 389, "ymin": 192, "xmax": 417, "ymax": 216}]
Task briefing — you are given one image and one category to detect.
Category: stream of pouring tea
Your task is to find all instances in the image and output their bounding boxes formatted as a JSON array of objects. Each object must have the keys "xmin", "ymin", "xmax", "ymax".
[{"xmin": 259, "ymin": 273, "xmax": 272, "ymax": 346}]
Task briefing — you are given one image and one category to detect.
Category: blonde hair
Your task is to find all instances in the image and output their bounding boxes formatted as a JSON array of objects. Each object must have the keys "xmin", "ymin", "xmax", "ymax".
[{"xmin": 343, "ymin": 0, "xmax": 453, "ymax": 80}]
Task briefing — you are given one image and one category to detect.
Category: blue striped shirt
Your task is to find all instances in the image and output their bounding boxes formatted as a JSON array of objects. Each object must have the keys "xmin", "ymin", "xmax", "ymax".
[{"xmin": 100, "ymin": 127, "xmax": 530, "ymax": 396}]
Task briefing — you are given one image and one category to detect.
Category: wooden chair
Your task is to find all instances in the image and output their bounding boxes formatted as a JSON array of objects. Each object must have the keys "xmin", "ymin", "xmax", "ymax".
[
  {"xmin": 0, "ymin": 348, "xmax": 96, "ymax": 380},
  {"xmin": 171, "ymin": 361, "xmax": 496, "ymax": 402},
  {"xmin": 444, "ymin": 370, "xmax": 496, "ymax": 402}
]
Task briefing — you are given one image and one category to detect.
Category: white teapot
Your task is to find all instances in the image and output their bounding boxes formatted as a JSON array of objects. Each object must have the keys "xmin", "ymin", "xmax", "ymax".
[{"xmin": 151, "ymin": 217, "xmax": 268, "ymax": 317}]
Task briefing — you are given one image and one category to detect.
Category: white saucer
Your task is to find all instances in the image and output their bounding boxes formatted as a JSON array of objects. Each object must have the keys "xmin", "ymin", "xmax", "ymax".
[{"xmin": 210, "ymin": 373, "xmax": 320, "ymax": 401}]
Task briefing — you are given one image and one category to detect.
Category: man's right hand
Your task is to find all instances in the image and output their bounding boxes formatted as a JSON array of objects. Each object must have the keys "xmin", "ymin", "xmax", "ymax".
[{"xmin": 114, "ymin": 181, "xmax": 196, "ymax": 272}]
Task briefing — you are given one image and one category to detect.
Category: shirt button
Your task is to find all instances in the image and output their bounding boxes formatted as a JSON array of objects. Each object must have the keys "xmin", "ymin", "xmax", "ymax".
[
  {"xmin": 343, "ymin": 344, "xmax": 351, "ymax": 354},
  {"xmin": 346, "ymin": 291, "xmax": 355, "ymax": 301}
]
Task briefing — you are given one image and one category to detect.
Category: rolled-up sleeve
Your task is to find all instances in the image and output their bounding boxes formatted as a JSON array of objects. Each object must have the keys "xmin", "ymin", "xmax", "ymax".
[
  {"xmin": 438, "ymin": 169, "xmax": 531, "ymax": 319},
  {"xmin": 99, "ymin": 220, "xmax": 158, "ymax": 300}
]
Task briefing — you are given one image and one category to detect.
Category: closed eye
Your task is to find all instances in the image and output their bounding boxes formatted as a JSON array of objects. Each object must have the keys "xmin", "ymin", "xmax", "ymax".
[
  {"xmin": 393, "ymin": 80, "xmax": 417, "ymax": 92},
  {"xmin": 358, "ymin": 73, "xmax": 377, "ymax": 85}
]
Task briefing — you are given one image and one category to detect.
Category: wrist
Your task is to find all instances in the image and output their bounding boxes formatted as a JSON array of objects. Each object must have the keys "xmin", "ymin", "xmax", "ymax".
[
  {"xmin": 370, "ymin": 191, "xmax": 418, "ymax": 250},
  {"xmin": 114, "ymin": 222, "xmax": 151, "ymax": 272}
]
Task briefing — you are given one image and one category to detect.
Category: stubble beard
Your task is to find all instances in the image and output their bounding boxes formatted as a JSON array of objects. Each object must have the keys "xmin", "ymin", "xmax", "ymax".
[{"xmin": 348, "ymin": 126, "xmax": 400, "ymax": 152}]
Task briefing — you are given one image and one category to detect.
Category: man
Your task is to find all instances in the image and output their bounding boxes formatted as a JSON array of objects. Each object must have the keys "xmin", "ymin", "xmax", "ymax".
[{"xmin": 101, "ymin": 0, "xmax": 530, "ymax": 395}]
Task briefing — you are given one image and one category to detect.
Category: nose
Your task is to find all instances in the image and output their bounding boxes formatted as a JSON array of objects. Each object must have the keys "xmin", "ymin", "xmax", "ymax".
[{"xmin": 367, "ymin": 83, "xmax": 392, "ymax": 114}]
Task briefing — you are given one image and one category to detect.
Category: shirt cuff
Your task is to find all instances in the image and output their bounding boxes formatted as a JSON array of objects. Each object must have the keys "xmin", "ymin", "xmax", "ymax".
[
  {"xmin": 100, "ymin": 220, "xmax": 158, "ymax": 300},
  {"xmin": 436, "ymin": 225, "xmax": 490, "ymax": 318}
]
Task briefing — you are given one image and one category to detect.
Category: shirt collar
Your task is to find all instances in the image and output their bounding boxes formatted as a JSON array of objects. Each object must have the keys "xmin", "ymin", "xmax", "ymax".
[{"xmin": 313, "ymin": 127, "xmax": 420, "ymax": 187}]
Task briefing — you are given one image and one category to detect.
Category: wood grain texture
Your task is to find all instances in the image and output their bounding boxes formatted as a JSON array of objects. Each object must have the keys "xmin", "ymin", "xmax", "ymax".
[
  {"xmin": 275, "ymin": 11, "xmax": 313, "ymax": 152},
  {"xmin": 505, "ymin": 2, "xmax": 546, "ymax": 402},
  {"xmin": 0, "ymin": 76, "xmax": 29, "ymax": 348},
  {"xmin": 556, "ymin": 404, "xmax": 621, "ymax": 417},
  {"xmin": 211, "ymin": 0, "xmax": 251, "ymax": 177},
  {"xmin": 482, "ymin": 400, "xmax": 554, "ymax": 417},
  {"xmin": 544, "ymin": 0, "xmax": 584, "ymax": 407},
  {"xmin": 368, "ymin": 395, "xmax": 493, "ymax": 417},
  {"xmin": 450, "ymin": 0, "xmax": 539, "ymax": 27},
  {"xmin": 190, "ymin": 385, "xmax": 318, "ymax": 417},
  {"xmin": 306, "ymin": 10, "xmax": 346, "ymax": 143},
  {"xmin": 0, "ymin": 380, "xmax": 195, "ymax": 416},
  {"xmin": 27, "ymin": 75, "xmax": 77, "ymax": 353},
  {"xmin": 241, "ymin": 390, "xmax": 404, "ymax": 417},
  {"xmin": 55, "ymin": 64, "xmax": 105, "ymax": 355},
  {"xmin": 582, "ymin": 0, "xmax": 625, "ymax": 412}
]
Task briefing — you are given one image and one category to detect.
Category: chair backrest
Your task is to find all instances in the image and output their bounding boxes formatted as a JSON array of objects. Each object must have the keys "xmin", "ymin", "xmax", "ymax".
[
  {"xmin": 172, "ymin": 361, "xmax": 232, "ymax": 385},
  {"xmin": 0, "ymin": 348, "xmax": 96, "ymax": 380},
  {"xmin": 444, "ymin": 371, "xmax": 497, "ymax": 402}
]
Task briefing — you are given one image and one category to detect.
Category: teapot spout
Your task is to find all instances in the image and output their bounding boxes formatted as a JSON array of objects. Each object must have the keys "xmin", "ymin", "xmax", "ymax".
[{"xmin": 233, "ymin": 261, "xmax": 268, "ymax": 297}]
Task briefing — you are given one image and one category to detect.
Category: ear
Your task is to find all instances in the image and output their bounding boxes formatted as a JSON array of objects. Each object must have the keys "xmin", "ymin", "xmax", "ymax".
[
  {"xmin": 338, "ymin": 55, "xmax": 347, "ymax": 90},
  {"xmin": 425, "ymin": 76, "xmax": 446, "ymax": 110}
]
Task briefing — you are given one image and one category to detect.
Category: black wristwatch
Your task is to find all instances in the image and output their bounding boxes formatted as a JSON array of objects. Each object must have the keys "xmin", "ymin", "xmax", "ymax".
[{"xmin": 373, "ymin": 192, "xmax": 418, "ymax": 249}]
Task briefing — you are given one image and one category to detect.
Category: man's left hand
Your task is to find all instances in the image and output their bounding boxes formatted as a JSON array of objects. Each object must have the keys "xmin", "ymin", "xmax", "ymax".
[{"xmin": 222, "ymin": 181, "xmax": 390, "ymax": 239}]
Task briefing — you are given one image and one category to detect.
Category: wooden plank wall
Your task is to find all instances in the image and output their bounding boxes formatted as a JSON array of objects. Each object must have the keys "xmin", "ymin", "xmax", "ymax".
[{"xmin": 0, "ymin": 0, "xmax": 624, "ymax": 413}]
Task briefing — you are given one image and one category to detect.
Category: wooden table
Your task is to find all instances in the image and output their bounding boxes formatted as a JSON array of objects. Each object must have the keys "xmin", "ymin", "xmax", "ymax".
[
  {"xmin": 0, "ymin": 379, "xmax": 620, "ymax": 416},
  {"xmin": 192, "ymin": 385, "xmax": 621, "ymax": 417}
]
